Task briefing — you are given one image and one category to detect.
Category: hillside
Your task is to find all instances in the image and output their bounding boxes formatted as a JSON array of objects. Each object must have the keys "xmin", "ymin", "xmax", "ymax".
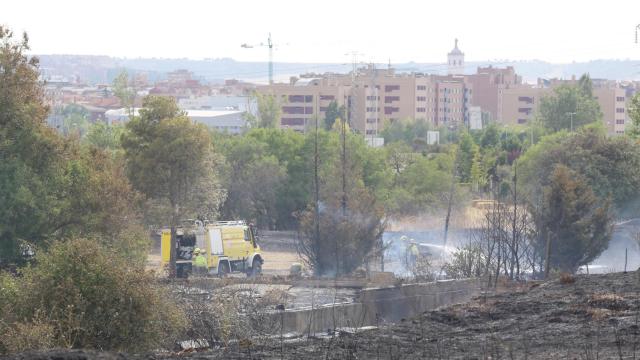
[{"xmin": 37, "ymin": 55, "xmax": 640, "ymax": 85}]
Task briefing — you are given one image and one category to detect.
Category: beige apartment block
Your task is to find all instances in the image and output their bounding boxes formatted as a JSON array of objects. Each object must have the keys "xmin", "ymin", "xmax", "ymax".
[
  {"xmin": 257, "ymin": 65, "xmax": 471, "ymax": 135},
  {"xmin": 499, "ymin": 85, "xmax": 627, "ymax": 135},
  {"xmin": 256, "ymin": 78, "xmax": 347, "ymax": 132},
  {"xmin": 467, "ymin": 66, "xmax": 522, "ymax": 122},
  {"xmin": 594, "ymin": 87, "xmax": 627, "ymax": 135},
  {"xmin": 500, "ymin": 87, "xmax": 546, "ymax": 125}
]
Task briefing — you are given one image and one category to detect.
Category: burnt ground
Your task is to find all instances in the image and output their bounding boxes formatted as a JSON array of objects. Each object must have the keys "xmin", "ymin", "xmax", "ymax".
[
  {"xmin": 168, "ymin": 271, "xmax": 640, "ymax": 359},
  {"xmin": 10, "ymin": 271, "xmax": 640, "ymax": 359}
]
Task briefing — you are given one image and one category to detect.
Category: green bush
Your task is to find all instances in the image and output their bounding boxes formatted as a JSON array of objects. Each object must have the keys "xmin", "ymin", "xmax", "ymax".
[{"xmin": 0, "ymin": 238, "xmax": 186, "ymax": 354}]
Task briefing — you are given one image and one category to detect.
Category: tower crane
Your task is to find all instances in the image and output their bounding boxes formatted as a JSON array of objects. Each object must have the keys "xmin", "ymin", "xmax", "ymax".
[{"xmin": 241, "ymin": 33, "xmax": 279, "ymax": 84}]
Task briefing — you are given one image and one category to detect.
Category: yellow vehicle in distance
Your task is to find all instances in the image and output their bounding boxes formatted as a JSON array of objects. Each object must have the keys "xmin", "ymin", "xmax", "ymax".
[{"xmin": 161, "ymin": 220, "xmax": 263, "ymax": 278}]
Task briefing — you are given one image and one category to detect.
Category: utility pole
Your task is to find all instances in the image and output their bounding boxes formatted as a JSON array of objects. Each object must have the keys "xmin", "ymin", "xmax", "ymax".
[
  {"xmin": 314, "ymin": 112, "xmax": 320, "ymax": 263},
  {"xmin": 267, "ymin": 33, "xmax": 273, "ymax": 85}
]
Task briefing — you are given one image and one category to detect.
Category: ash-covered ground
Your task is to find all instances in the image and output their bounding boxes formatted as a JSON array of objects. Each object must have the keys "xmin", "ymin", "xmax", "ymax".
[
  {"xmin": 14, "ymin": 271, "xmax": 640, "ymax": 359},
  {"xmin": 165, "ymin": 271, "xmax": 640, "ymax": 359}
]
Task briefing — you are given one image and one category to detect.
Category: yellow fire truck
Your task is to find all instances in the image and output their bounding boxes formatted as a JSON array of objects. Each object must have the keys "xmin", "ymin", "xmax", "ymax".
[{"xmin": 161, "ymin": 220, "xmax": 263, "ymax": 278}]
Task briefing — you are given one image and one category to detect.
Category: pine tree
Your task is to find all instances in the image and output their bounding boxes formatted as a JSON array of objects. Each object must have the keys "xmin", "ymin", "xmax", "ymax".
[{"xmin": 536, "ymin": 165, "xmax": 612, "ymax": 273}]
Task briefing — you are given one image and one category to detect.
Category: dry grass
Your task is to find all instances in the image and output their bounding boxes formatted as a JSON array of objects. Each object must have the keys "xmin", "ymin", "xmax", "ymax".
[
  {"xmin": 559, "ymin": 272, "xmax": 576, "ymax": 284},
  {"xmin": 585, "ymin": 307, "xmax": 613, "ymax": 320},
  {"xmin": 588, "ymin": 293, "xmax": 628, "ymax": 311}
]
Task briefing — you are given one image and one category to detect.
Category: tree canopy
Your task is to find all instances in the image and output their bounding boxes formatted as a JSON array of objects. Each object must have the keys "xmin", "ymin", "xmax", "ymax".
[
  {"xmin": 538, "ymin": 75, "xmax": 602, "ymax": 132},
  {"xmin": 0, "ymin": 27, "xmax": 147, "ymax": 265}
]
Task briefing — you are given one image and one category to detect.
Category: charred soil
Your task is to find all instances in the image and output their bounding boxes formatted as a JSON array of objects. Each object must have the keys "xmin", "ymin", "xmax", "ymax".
[{"xmin": 10, "ymin": 271, "xmax": 640, "ymax": 359}]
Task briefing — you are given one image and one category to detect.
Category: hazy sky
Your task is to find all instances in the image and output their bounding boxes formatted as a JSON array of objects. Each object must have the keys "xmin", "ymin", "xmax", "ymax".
[{"xmin": 3, "ymin": 0, "xmax": 640, "ymax": 63}]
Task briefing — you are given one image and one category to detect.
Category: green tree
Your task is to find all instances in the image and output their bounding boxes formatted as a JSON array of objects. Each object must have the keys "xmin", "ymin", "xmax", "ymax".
[
  {"xmin": 85, "ymin": 121, "xmax": 125, "ymax": 151},
  {"xmin": 627, "ymin": 92, "xmax": 640, "ymax": 138},
  {"xmin": 323, "ymin": 100, "xmax": 345, "ymax": 130},
  {"xmin": 518, "ymin": 125, "xmax": 640, "ymax": 214},
  {"xmin": 218, "ymin": 135, "xmax": 286, "ymax": 229},
  {"xmin": 0, "ymin": 27, "xmax": 146, "ymax": 265},
  {"xmin": 538, "ymin": 77, "xmax": 602, "ymax": 132},
  {"xmin": 470, "ymin": 148, "xmax": 486, "ymax": 192},
  {"xmin": 534, "ymin": 165, "xmax": 612, "ymax": 273},
  {"xmin": 61, "ymin": 104, "xmax": 90, "ymax": 137},
  {"xmin": 457, "ymin": 130, "xmax": 477, "ymax": 182},
  {"xmin": 479, "ymin": 123, "xmax": 501, "ymax": 148},
  {"xmin": 121, "ymin": 96, "xmax": 225, "ymax": 274},
  {"xmin": 578, "ymin": 73, "xmax": 594, "ymax": 98},
  {"xmin": 213, "ymin": 128, "xmax": 308, "ymax": 229},
  {"xmin": 112, "ymin": 69, "xmax": 135, "ymax": 112},
  {"xmin": 381, "ymin": 118, "xmax": 431, "ymax": 148},
  {"xmin": 251, "ymin": 91, "xmax": 281, "ymax": 128}
]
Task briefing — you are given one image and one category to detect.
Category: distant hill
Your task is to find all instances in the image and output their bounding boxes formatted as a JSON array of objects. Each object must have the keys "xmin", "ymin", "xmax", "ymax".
[{"xmin": 36, "ymin": 55, "xmax": 640, "ymax": 85}]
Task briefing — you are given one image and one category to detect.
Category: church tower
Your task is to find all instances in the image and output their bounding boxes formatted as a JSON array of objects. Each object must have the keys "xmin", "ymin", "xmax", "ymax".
[{"xmin": 447, "ymin": 38, "xmax": 465, "ymax": 75}]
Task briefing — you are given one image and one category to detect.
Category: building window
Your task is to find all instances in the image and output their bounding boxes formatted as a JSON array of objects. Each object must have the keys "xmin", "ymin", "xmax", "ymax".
[
  {"xmin": 416, "ymin": 107, "xmax": 426, "ymax": 112},
  {"xmin": 616, "ymin": 108, "xmax": 625, "ymax": 113},
  {"xmin": 366, "ymin": 118, "xmax": 377, "ymax": 123},
  {"xmin": 518, "ymin": 96, "xmax": 534, "ymax": 104},
  {"xmin": 282, "ymin": 106, "xmax": 305, "ymax": 114},
  {"xmin": 366, "ymin": 107, "xmax": 380, "ymax": 112},
  {"xmin": 517, "ymin": 119, "xmax": 527, "ymax": 124},
  {"xmin": 417, "ymin": 96, "xmax": 427, "ymax": 102},
  {"xmin": 366, "ymin": 96, "xmax": 379, "ymax": 100},
  {"xmin": 366, "ymin": 129, "xmax": 376, "ymax": 135},
  {"xmin": 384, "ymin": 96, "xmax": 400, "ymax": 103},
  {"xmin": 616, "ymin": 119, "xmax": 625, "ymax": 124},
  {"xmin": 384, "ymin": 106, "xmax": 399, "ymax": 115},
  {"xmin": 417, "ymin": 85, "xmax": 427, "ymax": 91},
  {"xmin": 305, "ymin": 95, "xmax": 313, "ymax": 103},
  {"xmin": 384, "ymin": 85, "xmax": 400, "ymax": 92},
  {"xmin": 319, "ymin": 106, "xmax": 328, "ymax": 112},
  {"xmin": 305, "ymin": 107, "xmax": 313, "ymax": 114},
  {"xmin": 320, "ymin": 95, "xmax": 335, "ymax": 100},
  {"xmin": 616, "ymin": 96, "xmax": 625, "ymax": 102},
  {"xmin": 281, "ymin": 118, "xmax": 305, "ymax": 126},
  {"xmin": 518, "ymin": 107, "xmax": 532, "ymax": 115},
  {"xmin": 288, "ymin": 95, "xmax": 305, "ymax": 103}
]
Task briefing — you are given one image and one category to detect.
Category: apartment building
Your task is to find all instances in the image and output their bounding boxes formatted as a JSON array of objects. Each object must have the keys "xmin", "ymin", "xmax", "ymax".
[
  {"xmin": 256, "ymin": 77, "xmax": 347, "ymax": 132},
  {"xmin": 256, "ymin": 66, "xmax": 472, "ymax": 135},
  {"xmin": 256, "ymin": 37, "xmax": 631, "ymax": 137},
  {"xmin": 595, "ymin": 87, "xmax": 627, "ymax": 135},
  {"xmin": 500, "ymin": 87, "xmax": 547, "ymax": 125},
  {"xmin": 467, "ymin": 66, "xmax": 522, "ymax": 122},
  {"xmin": 499, "ymin": 82, "xmax": 628, "ymax": 135}
]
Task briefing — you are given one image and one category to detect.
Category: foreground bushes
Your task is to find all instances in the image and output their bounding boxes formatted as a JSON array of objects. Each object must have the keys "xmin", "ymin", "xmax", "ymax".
[{"xmin": 0, "ymin": 238, "xmax": 186, "ymax": 354}]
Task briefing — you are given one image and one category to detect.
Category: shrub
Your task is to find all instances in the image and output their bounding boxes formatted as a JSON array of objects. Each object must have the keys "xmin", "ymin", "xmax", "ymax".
[
  {"xmin": 0, "ymin": 238, "xmax": 186, "ymax": 354},
  {"xmin": 443, "ymin": 244, "xmax": 486, "ymax": 279},
  {"xmin": 1, "ymin": 314, "xmax": 56, "ymax": 353},
  {"xmin": 179, "ymin": 285, "xmax": 286, "ymax": 345},
  {"xmin": 559, "ymin": 272, "xmax": 576, "ymax": 284}
]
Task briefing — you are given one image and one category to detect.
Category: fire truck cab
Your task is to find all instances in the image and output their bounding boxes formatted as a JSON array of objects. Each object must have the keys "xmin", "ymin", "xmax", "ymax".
[{"xmin": 161, "ymin": 220, "xmax": 263, "ymax": 278}]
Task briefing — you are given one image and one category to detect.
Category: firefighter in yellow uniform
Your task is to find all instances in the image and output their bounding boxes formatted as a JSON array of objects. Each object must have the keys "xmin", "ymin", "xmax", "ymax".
[
  {"xmin": 407, "ymin": 240, "xmax": 419, "ymax": 269},
  {"xmin": 193, "ymin": 248, "xmax": 207, "ymax": 276}
]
